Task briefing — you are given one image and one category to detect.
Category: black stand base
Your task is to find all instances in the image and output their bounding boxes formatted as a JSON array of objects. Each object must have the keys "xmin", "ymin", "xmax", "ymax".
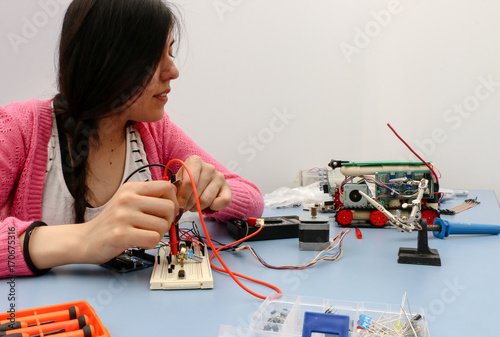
[{"xmin": 398, "ymin": 219, "xmax": 441, "ymax": 266}]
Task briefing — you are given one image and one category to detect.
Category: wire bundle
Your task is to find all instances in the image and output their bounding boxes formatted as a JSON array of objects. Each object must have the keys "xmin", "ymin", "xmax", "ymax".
[
  {"xmin": 163, "ymin": 159, "xmax": 281, "ymax": 299},
  {"xmin": 439, "ymin": 197, "xmax": 480, "ymax": 215},
  {"xmin": 234, "ymin": 229, "xmax": 351, "ymax": 270}
]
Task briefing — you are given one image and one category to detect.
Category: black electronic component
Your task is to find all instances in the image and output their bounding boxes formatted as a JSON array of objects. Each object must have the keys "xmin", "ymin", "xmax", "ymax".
[
  {"xmin": 299, "ymin": 228, "xmax": 329, "ymax": 243},
  {"xmin": 100, "ymin": 249, "xmax": 155, "ymax": 273},
  {"xmin": 299, "ymin": 211, "xmax": 330, "ymax": 251},
  {"xmin": 438, "ymin": 209, "xmax": 456, "ymax": 215},
  {"xmin": 226, "ymin": 216, "xmax": 300, "ymax": 241}
]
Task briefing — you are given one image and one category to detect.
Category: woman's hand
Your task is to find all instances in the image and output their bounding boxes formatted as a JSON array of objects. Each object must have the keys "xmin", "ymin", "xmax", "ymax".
[
  {"xmin": 175, "ymin": 155, "xmax": 232, "ymax": 213},
  {"xmin": 81, "ymin": 180, "xmax": 179, "ymax": 264},
  {"xmin": 27, "ymin": 180, "xmax": 179, "ymax": 268}
]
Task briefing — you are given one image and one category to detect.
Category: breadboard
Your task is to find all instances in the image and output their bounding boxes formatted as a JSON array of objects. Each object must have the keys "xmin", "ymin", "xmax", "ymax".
[{"xmin": 150, "ymin": 243, "xmax": 214, "ymax": 290}]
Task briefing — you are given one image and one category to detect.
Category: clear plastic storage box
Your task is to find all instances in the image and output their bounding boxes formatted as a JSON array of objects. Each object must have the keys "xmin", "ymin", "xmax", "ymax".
[{"xmin": 219, "ymin": 294, "xmax": 430, "ymax": 337}]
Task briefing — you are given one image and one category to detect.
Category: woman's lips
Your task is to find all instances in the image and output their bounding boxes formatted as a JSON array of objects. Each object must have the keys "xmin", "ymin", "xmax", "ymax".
[{"xmin": 154, "ymin": 89, "xmax": 170, "ymax": 103}]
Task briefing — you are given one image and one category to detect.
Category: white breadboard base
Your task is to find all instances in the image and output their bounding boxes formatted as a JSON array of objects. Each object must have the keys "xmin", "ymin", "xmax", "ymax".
[{"xmin": 150, "ymin": 244, "xmax": 214, "ymax": 290}]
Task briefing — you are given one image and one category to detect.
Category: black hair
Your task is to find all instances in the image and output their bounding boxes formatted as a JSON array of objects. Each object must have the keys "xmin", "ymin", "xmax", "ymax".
[{"xmin": 53, "ymin": 0, "xmax": 179, "ymax": 223}]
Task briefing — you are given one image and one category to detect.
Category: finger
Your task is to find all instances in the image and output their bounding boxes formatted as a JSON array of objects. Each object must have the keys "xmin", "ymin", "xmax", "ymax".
[
  {"xmin": 130, "ymin": 199, "xmax": 176, "ymax": 232},
  {"xmin": 193, "ymin": 164, "xmax": 217, "ymax": 206},
  {"xmin": 100, "ymin": 216, "xmax": 166, "ymax": 253},
  {"xmin": 123, "ymin": 180, "xmax": 178, "ymax": 199},
  {"xmin": 206, "ymin": 183, "xmax": 232, "ymax": 211},
  {"xmin": 176, "ymin": 162, "xmax": 201, "ymax": 209},
  {"xmin": 196, "ymin": 174, "xmax": 225, "ymax": 210},
  {"xmin": 107, "ymin": 204, "xmax": 171, "ymax": 237},
  {"xmin": 126, "ymin": 227, "xmax": 165, "ymax": 250},
  {"xmin": 132, "ymin": 195, "xmax": 178, "ymax": 225},
  {"xmin": 120, "ymin": 181, "xmax": 179, "ymax": 218}
]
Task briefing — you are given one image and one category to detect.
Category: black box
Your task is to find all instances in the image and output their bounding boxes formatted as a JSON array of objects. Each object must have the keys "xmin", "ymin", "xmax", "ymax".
[{"xmin": 226, "ymin": 216, "xmax": 300, "ymax": 241}]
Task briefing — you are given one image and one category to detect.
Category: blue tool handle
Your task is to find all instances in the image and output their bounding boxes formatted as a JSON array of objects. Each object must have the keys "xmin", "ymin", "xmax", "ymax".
[{"xmin": 433, "ymin": 218, "xmax": 500, "ymax": 239}]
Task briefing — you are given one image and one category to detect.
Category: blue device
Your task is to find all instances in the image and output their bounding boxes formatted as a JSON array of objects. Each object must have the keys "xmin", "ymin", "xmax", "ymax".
[{"xmin": 433, "ymin": 218, "xmax": 500, "ymax": 239}]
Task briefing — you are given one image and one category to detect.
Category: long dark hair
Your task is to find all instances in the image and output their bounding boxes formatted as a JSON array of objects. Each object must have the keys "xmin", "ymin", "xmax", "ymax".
[{"xmin": 53, "ymin": 0, "xmax": 178, "ymax": 223}]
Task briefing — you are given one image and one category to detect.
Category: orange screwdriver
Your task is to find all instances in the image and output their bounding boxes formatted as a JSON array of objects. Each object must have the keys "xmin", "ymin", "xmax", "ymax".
[
  {"xmin": 0, "ymin": 315, "xmax": 88, "ymax": 337},
  {"xmin": 0, "ymin": 306, "xmax": 80, "ymax": 332},
  {"xmin": 0, "ymin": 323, "xmax": 28, "ymax": 332},
  {"xmin": 5, "ymin": 326, "xmax": 93, "ymax": 337}
]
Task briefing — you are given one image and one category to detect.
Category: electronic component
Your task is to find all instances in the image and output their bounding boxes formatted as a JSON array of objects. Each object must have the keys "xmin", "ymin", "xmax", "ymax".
[
  {"xmin": 150, "ymin": 242, "xmax": 213, "ymax": 290},
  {"xmin": 101, "ymin": 249, "xmax": 155, "ymax": 273},
  {"xmin": 299, "ymin": 208, "xmax": 330, "ymax": 251},
  {"xmin": 342, "ymin": 183, "xmax": 370, "ymax": 208},
  {"xmin": 226, "ymin": 216, "xmax": 300, "ymax": 241}
]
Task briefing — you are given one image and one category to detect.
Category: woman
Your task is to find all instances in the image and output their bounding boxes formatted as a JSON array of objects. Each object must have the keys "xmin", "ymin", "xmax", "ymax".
[{"xmin": 0, "ymin": 0, "xmax": 264, "ymax": 278}]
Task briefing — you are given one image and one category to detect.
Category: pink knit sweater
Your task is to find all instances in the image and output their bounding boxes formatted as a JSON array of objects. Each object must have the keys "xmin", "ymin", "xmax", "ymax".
[{"xmin": 0, "ymin": 99, "xmax": 264, "ymax": 278}]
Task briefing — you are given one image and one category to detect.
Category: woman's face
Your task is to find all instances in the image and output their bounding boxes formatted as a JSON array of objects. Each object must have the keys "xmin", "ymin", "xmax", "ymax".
[{"xmin": 121, "ymin": 36, "xmax": 179, "ymax": 123}]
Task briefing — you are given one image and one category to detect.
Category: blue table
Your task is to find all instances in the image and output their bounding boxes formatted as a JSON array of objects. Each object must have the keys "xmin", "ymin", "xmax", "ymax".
[{"xmin": 3, "ymin": 190, "xmax": 499, "ymax": 336}]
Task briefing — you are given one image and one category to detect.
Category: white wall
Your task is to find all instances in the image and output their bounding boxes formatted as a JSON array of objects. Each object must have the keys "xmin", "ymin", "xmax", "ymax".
[{"xmin": 1, "ymin": 0, "xmax": 500, "ymax": 202}]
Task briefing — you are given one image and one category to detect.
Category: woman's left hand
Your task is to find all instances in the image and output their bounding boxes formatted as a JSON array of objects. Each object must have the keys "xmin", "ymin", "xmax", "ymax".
[{"xmin": 176, "ymin": 155, "xmax": 232, "ymax": 213}]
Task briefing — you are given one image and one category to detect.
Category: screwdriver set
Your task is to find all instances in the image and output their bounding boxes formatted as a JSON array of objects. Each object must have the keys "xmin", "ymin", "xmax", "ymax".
[{"xmin": 0, "ymin": 301, "xmax": 110, "ymax": 337}]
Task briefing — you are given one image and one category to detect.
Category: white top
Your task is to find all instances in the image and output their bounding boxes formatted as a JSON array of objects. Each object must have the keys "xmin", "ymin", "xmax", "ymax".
[{"xmin": 41, "ymin": 112, "xmax": 152, "ymax": 225}]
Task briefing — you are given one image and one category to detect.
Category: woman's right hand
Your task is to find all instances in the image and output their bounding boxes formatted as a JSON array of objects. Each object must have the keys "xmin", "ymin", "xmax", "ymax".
[
  {"xmin": 80, "ymin": 180, "xmax": 179, "ymax": 264},
  {"xmin": 26, "ymin": 180, "xmax": 179, "ymax": 269}
]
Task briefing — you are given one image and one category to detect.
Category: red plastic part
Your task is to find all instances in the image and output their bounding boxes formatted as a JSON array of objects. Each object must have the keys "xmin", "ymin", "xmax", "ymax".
[
  {"xmin": 334, "ymin": 190, "xmax": 343, "ymax": 209},
  {"xmin": 163, "ymin": 175, "xmax": 179, "ymax": 255},
  {"xmin": 369, "ymin": 210, "xmax": 388, "ymax": 227},
  {"xmin": 421, "ymin": 209, "xmax": 439, "ymax": 225},
  {"xmin": 336, "ymin": 209, "xmax": 353, "ymax": 226},
  {"xmin": 355, "ymin": 228, "xmax": 362, "ymax": 239},
  {"xmin": 169, "ymin": 225, "xmax": 179, "ymax": 255},
  {"xmin": 247, "ymin": 217, "xmax": 257, "ymax": 226}
]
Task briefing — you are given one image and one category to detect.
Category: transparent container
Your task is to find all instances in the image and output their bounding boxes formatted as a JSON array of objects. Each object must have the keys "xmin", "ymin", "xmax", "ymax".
[{"xmin": 219, "ymin": 294, "xmax": 430, "ymax": 337}]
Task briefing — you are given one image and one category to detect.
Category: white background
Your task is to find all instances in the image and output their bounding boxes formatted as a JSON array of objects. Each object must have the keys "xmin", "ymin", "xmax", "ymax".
[{"xmin": 1, "ymin": 0, "xmax": 499, "ymax": 202}]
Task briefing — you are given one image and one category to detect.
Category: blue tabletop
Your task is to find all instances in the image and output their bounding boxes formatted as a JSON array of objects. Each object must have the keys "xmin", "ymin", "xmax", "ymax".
[{"xmin": 2, "ymin": 189, "xmax": 499, "ymax": 336}]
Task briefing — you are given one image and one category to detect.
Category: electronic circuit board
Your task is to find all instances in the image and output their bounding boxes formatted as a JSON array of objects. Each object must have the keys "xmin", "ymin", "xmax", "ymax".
[
  {"xmin": 150, "ymin": 242, "xmax": 213, "ymax": 290},
  {"xmin": 101, "ymin": 249, "xmax": 155, "ymax": 273}
]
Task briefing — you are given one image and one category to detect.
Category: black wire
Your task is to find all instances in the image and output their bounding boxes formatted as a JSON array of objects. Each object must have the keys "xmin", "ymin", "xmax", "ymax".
[{"xmin": 122, "ymin": 163, "xmax": 174, "ymax": 183}]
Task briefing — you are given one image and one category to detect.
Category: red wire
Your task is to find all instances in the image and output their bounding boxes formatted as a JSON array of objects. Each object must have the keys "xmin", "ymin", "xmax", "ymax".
[
  {"xmin": 387, "ymin": 123, "xmax": 439, "ymax": 185},
  {"xmin": 164, "ymin": 159, "xmax": 282, "ymax": 300}
]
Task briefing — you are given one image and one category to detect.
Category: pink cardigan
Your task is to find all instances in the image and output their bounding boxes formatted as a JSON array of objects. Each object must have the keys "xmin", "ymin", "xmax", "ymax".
[{"xmin": 0, "ymin": 99, "xmax": 264, "ymax": 278}]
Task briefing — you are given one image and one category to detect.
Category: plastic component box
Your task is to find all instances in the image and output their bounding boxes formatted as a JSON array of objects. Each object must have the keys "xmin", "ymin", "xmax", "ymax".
[{"xmin": 219, "ymin": 294, "xmax": 430, "ymax": 337}]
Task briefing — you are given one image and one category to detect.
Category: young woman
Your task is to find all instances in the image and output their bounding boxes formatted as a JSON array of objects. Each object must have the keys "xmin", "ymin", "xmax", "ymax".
[{"xmin": 0, "ymin": 0, "xmax": 264, "ymax": 278}]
